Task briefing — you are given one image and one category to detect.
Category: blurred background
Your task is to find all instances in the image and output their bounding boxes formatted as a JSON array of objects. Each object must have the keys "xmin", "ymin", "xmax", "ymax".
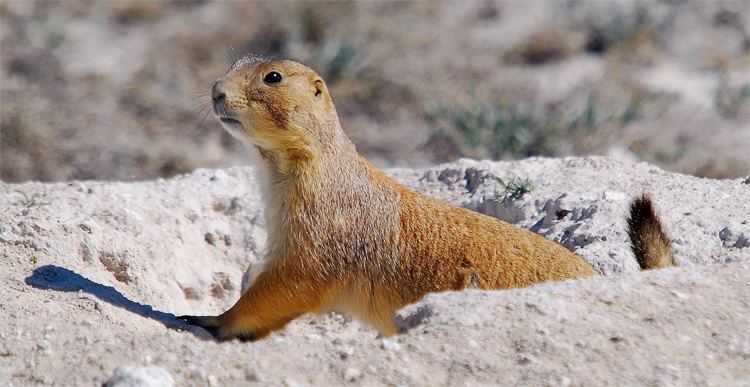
[{"xmin": 1, "ymin": 0, "xmax": 748, "ymax": 183}]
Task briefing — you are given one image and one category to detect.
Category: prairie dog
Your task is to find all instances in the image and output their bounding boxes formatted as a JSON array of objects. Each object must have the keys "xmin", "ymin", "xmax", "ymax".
[{"xmin": 179, "ymin": 55, "xmax": 674, "ymax": 341}]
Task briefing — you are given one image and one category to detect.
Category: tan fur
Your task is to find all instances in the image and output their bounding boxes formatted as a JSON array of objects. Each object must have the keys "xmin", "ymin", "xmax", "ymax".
[{"xmin": 179, "ymin": 56, "xmax": 672, "ymax": 341}]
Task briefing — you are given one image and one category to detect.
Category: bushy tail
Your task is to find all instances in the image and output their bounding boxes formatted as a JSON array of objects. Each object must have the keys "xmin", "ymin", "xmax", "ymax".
[{"xmin": 627, "ymin": 194, "xmax": 676, "ymax": 270}]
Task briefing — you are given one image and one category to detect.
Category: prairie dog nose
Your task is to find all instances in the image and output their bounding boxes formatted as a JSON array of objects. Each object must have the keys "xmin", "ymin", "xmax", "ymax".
[{"xmin": 211, "ymin": 81, "xmax": 226, "ymax": 103}]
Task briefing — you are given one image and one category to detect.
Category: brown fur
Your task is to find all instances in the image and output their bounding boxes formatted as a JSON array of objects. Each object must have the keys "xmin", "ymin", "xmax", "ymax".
[
  {"xmin": 627, "ymin": 194, "xmax": 676, "ymax": 269},
  {"xmin": 179, "ymin": 56, "xmax": 672, "ymax": 341}
]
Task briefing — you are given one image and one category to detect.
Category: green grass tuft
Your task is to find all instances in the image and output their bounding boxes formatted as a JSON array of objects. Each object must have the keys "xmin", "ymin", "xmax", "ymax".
[{"xmin": 494, "ymin": 176, "xmax": 535, "ymax": 201}]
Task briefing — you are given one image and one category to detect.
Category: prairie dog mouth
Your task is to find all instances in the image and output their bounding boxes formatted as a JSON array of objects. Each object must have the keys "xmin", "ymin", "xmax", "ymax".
[
  {"xmin": 219, "ymin": 116, "xmax": 241, "ymax": 126},
  {"xmin": 216, "ymin": 114, "xmax": 247, "ymax": 143}
]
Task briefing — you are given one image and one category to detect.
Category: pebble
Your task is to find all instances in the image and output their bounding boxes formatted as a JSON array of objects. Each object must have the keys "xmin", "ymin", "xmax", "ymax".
[
  {"xmin": 244, "ymin": 369, "xmax": 261, "ymax": 382},
  {"xmin": 380, "ymin": 338, "xmax": 401, "ymax": 352},
  {"xmin": 734, "ymin": 234, "xmax": 750, "ymax": 249},
  {"xmin": 603, "ymin": 191, "xmax": 627, "ymax": 201},
  {"xmin": 104, "ymin": 365, "xmax": 175, "ymax": 387},
  {"xmin": 339, "ymin": 347, "xmax": 354, "ymax": 359},
  {"xmin": 304, "ymin": 333, "xmax": 322, "ymax": 341},
  {"xmin": 344, "ymin": 368, "xmax": 361, "ymax": 382},
  {"xmin": 36, "ymin": 339, "xmax": 49, "ymax": 350},
  {"xmin": 210, "ymin": 170, "xmax": 228, "ymax": 181},
  {"xmin": 283, "ymin": 378, "xmax": 302, "ymax": 387},
  {"xmin": 670, "ymin": 291, "xmax": 689, "ymax": 300},
  {"xmin": 0, "ymin": 232, "xmax": 17, "ymax": 243}
]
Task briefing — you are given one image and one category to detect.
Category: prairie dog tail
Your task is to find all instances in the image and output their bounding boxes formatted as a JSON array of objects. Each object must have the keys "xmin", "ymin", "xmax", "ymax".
[{"xmin": 627, "ymin": 194, "xmax": 676, "ymax": 270}]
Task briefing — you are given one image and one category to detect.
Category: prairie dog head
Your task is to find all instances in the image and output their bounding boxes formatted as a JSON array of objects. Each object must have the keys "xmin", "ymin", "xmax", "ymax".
[{"xmin": 211, "ymin": 55, "xmax": 336, "ymax": 167}]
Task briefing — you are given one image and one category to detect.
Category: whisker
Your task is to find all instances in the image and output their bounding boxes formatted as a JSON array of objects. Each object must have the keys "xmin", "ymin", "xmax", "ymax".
[
  {"xmin": 177, "ymin": 90, "xmax": 211, "ymax": 107},
  {"xmin": 195, "ymin": 106, "xmax": 213, "ymax": 134},
  {"xmin": 189, "ymin": 100, "xmax": 211, "ymax": 113},
  {"xmin": 187, "ymin": 94, "xmax": 211, "ymax": 103},
  {"xmin": 190, "ymin": 91, "xmax": 211, "ymax": 98}
]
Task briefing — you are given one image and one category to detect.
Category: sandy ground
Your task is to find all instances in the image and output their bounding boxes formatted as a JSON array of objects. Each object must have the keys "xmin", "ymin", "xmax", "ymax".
[{"xmin": 1, "ymin": 157, "xmax": 749, "ymax": 386}]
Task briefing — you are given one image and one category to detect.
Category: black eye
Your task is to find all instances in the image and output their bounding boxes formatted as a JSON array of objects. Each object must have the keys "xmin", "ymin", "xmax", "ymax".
[{"xmin": 263, "ymin": 71, "xmax": 282, "ymax": 84}]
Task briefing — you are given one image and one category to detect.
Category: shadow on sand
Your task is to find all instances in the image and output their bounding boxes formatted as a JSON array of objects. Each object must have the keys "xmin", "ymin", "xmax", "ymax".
[{"xmin": 25, "ymin": 264, "xmax": 210, "ymax": 340}]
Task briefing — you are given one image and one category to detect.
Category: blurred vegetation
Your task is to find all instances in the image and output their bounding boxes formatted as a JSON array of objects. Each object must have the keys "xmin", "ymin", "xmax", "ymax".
[{"xmin": 1, "ymin": 0, "xmax": 748, "ymax": 182}]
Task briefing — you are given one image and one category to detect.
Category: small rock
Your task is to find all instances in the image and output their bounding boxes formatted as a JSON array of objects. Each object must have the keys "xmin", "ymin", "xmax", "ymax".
[
  {"xmin": 228, "ymin": 197, "xmax": 242, "ymax": 213},
  {"xmin": 0, "ymin": 232, "xmax": 17, "ymax": 243},
  {"xmin": 380, "ymin": 338, "xmax": 401, "ymax": 352},
  {"xmin": 207, "ymin": 374, "xmax": 218, "ymax": 387},
  {"xmin": 734, "ymin": 234, "xmax": 750, "ymax": 249},
  {"xmin": 603, "ymin": 191, "xmax": 628, "ymax": 201},
  {"xmin": 79, "ymin": 221, "xmax": 96, "ymax": 233},
  {"xmin": 344, "ymin": 368, "xmax": 361, "ymax": 382},
  {"xmin": 517, "ymin": 355, "xmax": 534, "ymax": 365},
  {"xmin": 524, "ymin": 302, "xmax": 547, "ymax": 315},
  {"xmin": 36, "ymin": 339, "xmax": 49, "ymax": 350},
  {"xmin": 339, "ymin": 347, "xmax": 354, "ymax": 359},
  {"xmin": 204, "ymin": 233, "xmax": 216, "ymax": 245},
  {"xmin": 719, "ymin": 227, "xmax": 736, "ymax": 246},
  {"xmin": 609, "ymin": 336, "xmax": 625, "ymax": 343},
  {"xmin": 104, "ymin": 365, "xmax": 175, "ymax": 387},
  {"xmin": 244, "ymin": 369, "xmax": 260, "ymax": 382},
  {"xmin": 719, "ymin": 227, "xmax": 749, "ymax": 248},
  {"xmin": 670, "ymin": 290, "xmax": 689, "ymax": 300},
  {"xmin": 283, "ymin": 378, "xmax": 301, "ymax": 387},
  {"xmin": 210, "ymin": 170, "xmax": 228, "ymax": 181}
]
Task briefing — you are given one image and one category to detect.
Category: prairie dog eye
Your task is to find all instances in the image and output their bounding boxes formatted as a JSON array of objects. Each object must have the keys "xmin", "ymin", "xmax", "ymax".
[{"xmin": 263, "ymin": 71, "xmax": 283, "ymax": 84}]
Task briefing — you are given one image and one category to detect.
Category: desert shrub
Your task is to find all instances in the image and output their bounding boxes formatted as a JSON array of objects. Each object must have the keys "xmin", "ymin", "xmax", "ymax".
[
  {"xmin": 427, "ymin": 103, "xmax": 561, "ymax": 160},
  {"xmin": 504, "ymin": 28, "xmax": 572, "ymax": 65},
  {"xmin": 426, "ymin": 82, "xmax": 669, "ymax": 162},
  {"xmin": 715, "ymin": 75, "xmax": 750, "ymax": 120},
  {"xmin": 571, "ymin": 4, "xmax": 665, "ymax": 63}
]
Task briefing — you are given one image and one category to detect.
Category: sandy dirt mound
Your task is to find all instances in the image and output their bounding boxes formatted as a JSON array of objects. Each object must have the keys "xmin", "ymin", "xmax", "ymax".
[{"xmin": 1, "ymin": 157, "xmax": 748, "ymax": 385}]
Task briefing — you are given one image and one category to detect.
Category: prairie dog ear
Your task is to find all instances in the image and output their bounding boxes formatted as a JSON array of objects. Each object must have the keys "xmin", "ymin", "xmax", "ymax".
[{"xmin": 313, "ymin": 79, "xmax": 325, "ymax": 98}]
